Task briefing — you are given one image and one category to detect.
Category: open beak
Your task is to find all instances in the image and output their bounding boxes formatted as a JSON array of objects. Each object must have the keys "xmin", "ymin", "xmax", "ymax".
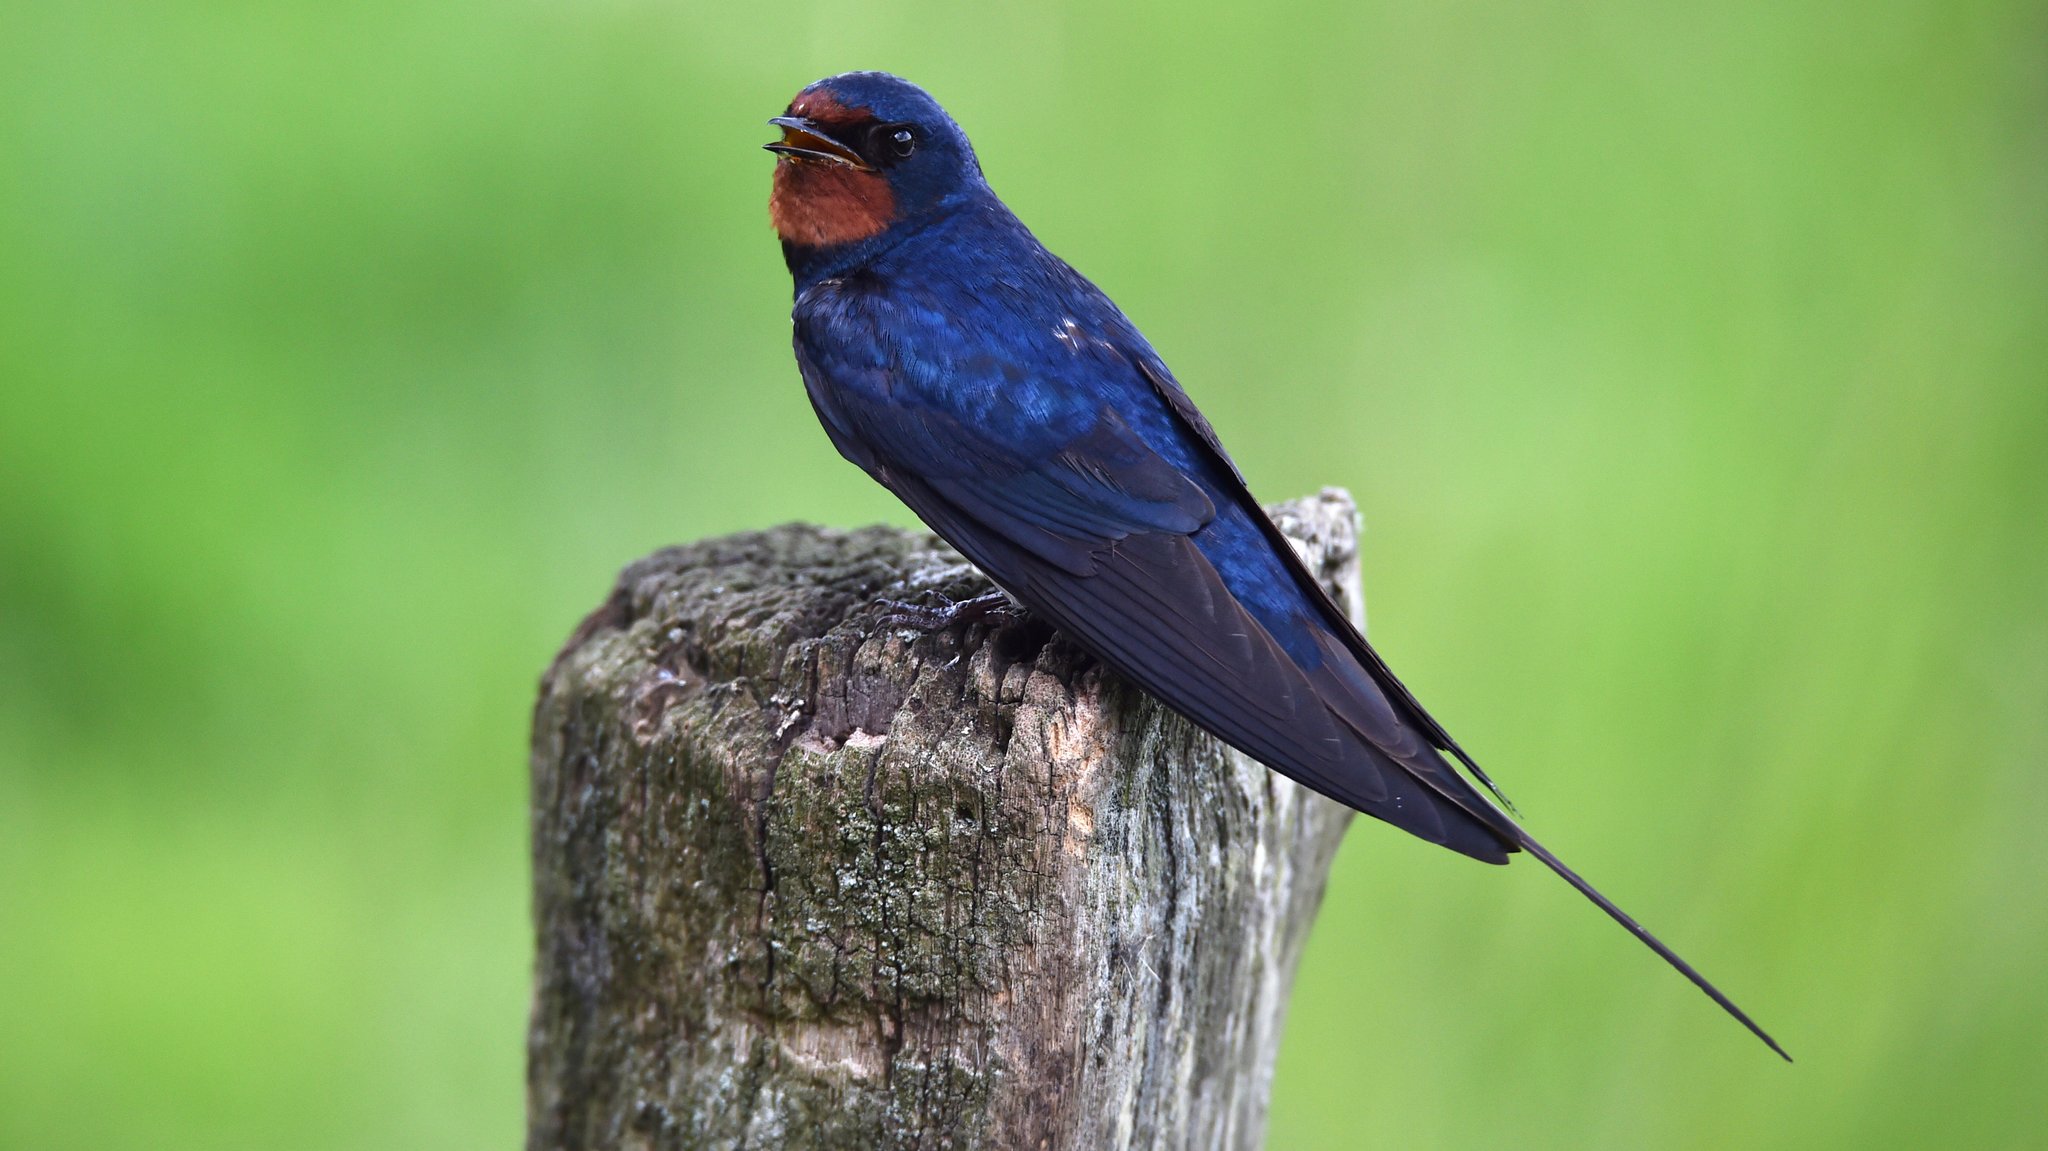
[{"xmin": 764, "ymin": 117, "xmax": 873, "ymax": 170}]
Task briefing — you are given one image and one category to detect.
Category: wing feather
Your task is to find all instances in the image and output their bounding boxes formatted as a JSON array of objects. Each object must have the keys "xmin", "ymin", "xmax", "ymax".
[{"xmin": 886, "ymin": 471, "xmax": 1513, "ymax": 861}]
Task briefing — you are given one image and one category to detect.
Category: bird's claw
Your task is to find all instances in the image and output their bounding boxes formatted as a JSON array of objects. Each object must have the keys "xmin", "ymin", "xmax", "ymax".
[{"xmin": 875, "ymin": 589, "xmax": 1016, "ymax": 632}]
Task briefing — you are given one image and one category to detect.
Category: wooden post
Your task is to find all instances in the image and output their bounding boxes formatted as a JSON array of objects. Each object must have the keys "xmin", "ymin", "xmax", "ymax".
[{"xmin": 528, "ymin": 490, "xmax": 1363, "ymax": 1150}]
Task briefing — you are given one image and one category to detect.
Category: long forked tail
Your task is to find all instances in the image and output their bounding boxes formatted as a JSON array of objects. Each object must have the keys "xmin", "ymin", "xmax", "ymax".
[{"xmin": 1513, "ymin": 832, "xmax": 1792, "ymax": 1061}]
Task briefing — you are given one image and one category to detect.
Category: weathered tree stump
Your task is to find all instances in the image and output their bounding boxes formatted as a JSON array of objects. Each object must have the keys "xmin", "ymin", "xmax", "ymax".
[{"xmin": 529, "ymin": 490, "xmax": 1364, "ymax": 1151}]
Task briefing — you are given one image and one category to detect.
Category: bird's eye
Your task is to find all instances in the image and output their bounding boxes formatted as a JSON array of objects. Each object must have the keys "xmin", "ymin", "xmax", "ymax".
[{"xmin": 881, "ymin": 125, "xmax": 917, "ymax": 160}]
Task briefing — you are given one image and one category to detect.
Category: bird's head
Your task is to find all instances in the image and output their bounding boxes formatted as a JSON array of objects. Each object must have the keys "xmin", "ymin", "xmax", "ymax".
[{"xmin": 766, "ymin": 72, "xmax": 982, "ymax": 257}]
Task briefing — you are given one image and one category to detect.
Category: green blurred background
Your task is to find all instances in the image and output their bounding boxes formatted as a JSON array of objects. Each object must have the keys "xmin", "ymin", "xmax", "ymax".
[{"xmin": 3, "ymin": 0, "xmax": 2044, "ymax": 1147}]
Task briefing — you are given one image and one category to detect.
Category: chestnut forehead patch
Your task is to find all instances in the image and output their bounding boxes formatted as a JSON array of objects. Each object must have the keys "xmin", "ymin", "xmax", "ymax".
[{"xmin": 787, "ymin": 88, "xmax": 873, "ymax": 127}]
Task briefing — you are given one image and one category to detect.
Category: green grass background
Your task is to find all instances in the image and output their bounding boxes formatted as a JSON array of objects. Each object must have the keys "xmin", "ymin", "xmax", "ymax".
[{"xmin": 3, "ymin": 1, "xmax": 2044, "ymax": 1147}]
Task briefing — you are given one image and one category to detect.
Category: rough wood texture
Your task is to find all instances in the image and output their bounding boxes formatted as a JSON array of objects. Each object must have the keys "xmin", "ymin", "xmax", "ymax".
[{"xmin": 529, "ymin": 490, "xmax": 1364, "ymax": 1151}]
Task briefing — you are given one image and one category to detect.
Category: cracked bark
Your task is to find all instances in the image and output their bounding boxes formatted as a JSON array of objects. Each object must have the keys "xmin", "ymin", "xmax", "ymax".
[{"xmin": 528, "ymin": 489, "xmax": 1363, "ymax": 1151}]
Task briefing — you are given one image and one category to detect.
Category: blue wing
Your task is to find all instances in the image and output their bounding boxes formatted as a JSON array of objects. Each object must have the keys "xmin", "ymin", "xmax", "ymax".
[{"xmin": 794, "ymin": 293, "xmax": 1515, "ymax": 861}]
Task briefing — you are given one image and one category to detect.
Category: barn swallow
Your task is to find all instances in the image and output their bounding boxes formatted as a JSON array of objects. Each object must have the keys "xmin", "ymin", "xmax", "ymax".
[{"xmin": 764, "ymin": 71, "xmax": 1787, "ymax": 1060}]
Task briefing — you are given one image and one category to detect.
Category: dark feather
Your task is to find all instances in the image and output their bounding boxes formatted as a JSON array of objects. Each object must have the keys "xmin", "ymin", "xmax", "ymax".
[
  {"xmin": 882, "ymin": 468, "xmax": 1515, "ymax": 863},
  {"xmin": 1129, "ymin": 352, "xmax": 1518, "ymax": 810}
]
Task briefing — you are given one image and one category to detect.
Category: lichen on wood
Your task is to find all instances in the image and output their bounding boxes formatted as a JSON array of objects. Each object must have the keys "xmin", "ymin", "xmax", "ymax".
[{"xmin": 529, "ymin": 490, "xmax": 1364, "ymax": 1151}]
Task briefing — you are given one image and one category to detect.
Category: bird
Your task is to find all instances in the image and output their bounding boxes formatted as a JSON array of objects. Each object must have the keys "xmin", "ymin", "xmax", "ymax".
[{"xmin": 763, "ymin": 70, "xmax": 1787, "ymax": 1061}]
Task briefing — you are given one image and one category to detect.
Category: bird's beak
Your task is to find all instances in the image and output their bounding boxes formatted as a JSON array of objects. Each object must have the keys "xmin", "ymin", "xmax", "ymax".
[{"xmin": 764, "ymin": 117, "xmax": 873, "ymax": 170}]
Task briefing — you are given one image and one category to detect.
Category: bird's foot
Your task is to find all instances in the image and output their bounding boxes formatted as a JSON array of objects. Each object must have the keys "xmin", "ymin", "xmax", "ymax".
[{"xmin": 875, "ymin": 588, "xmax": 1017, "ymax": 632}]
